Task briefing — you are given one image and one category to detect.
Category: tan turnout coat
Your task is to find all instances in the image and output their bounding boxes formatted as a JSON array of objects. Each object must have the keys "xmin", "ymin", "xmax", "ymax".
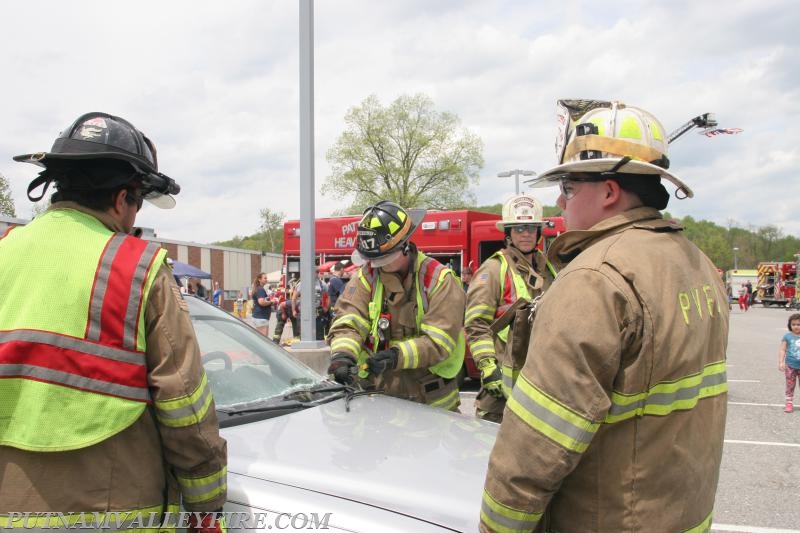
[{"xmin": 481, "ymin": 207, "xmax": 729, "ymax": 533}]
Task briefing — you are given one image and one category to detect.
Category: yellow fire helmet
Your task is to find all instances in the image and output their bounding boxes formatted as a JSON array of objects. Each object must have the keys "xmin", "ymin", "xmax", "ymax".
[{"xmin": 528, "ymin": 99, "xmax": 693, "ymax": 198}]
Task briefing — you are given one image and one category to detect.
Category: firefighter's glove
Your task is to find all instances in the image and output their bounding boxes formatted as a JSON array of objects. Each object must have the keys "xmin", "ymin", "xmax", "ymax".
[
  {"xmin": 187, "ymin": 511, "xmax": 227, "ymax": 533},
  {"xmin": 367, "ymin": 347, "xmax": 399, "ymax": 375},
  {"xmin": 478, "ymin": 357, "xmax": 504, "ymax": 398},
  {"xmin": 328, "ymin": 353, "xmax": 357, "ymax": 385}
]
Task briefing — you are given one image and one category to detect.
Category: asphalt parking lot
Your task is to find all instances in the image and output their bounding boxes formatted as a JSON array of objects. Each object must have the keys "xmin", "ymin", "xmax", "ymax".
[{"xmin": 459, "ymin": 304, "xmax": 800, "ymax": 532}]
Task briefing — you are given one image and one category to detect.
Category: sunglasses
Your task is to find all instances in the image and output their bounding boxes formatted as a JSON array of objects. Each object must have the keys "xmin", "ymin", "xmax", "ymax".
[{"xmin": 511, "ymin": 224, "xmax": 539, "ymax": 234}]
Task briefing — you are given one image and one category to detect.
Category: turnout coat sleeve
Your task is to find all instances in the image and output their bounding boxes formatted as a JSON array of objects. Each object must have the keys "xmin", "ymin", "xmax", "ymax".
[
  {"xmin": 464, "ymin": 256, "xmax": 505, "ymax": 365},
  {"xmin": 145, "ymin": 264, "xmax": 228, "ymax": 512}
]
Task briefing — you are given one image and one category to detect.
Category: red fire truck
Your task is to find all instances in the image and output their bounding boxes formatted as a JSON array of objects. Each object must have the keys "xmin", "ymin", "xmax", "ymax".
[
  {"xmin": 756, "ymin": 261, "xmax": 798, "ymax": 307},
  {"xmin": 282, "ymin": 210, "xmax": 565, "ymax": 380}
]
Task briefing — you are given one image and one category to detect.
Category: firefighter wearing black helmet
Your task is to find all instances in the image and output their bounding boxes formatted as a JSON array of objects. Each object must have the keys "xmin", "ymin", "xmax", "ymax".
[
  {"xmin": 326, "ymin": 200, "xmax": 467, "ymax": 410},
  {"xmin": 0, "ymin": 113, "xmax": 227, "ymax": 531}
]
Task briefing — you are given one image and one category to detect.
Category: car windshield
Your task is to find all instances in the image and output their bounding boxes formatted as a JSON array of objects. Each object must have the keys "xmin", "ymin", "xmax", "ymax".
[{"xmin": 183, "ymin": 296, "xmax": 335, "ymax": 424}]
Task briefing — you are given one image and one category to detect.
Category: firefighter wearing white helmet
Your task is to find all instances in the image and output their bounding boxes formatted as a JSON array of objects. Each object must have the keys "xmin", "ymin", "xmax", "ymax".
[
  {"xmin": 481, "ymin": 101, "xmax": 728, "ymax": 532},
  {"xmin": 464, "ymin": 193, "xmax": 556, "ymax": 422}
]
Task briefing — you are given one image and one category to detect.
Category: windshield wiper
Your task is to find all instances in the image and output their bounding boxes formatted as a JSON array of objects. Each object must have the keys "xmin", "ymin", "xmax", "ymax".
[
  {"xmin": 218, "ymin": 399, "xmax": 307, "ymax": 416},
  {"xmin": 282, "ymin": 383, "xmax": 349, "ymax": 402}
]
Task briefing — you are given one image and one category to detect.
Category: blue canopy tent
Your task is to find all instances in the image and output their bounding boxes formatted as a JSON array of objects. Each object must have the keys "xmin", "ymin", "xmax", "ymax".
[{"xmin": 168, "ymin": 259, "xmax": 212, "ymax": 279}]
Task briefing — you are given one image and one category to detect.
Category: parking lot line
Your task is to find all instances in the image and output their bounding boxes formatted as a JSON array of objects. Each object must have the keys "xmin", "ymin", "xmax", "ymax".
[
  {"xmin": 724, "ymin": 439, "xmax": 800, "ymax": 448},
  {"xmin": 729, "ymin": 401, "xmax": 785, "ymax": 407},
  {"xmin": 713, "ymin": 525, "xmax": 800, "ymax": 533}
]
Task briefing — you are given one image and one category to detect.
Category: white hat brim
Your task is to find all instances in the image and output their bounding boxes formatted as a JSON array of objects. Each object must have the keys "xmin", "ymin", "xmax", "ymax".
[{"xmin": 527, "ymin": 158, "xmax": 693, "ymax": 198}]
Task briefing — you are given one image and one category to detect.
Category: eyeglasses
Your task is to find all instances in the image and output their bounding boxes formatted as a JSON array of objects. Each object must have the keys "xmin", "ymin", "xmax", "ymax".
[
  {"xmin": 558, "ymin": 177, "xmax": 602, "ymax": 200},
  {"xmin": 511, "ymin": 224, "xmax": 539, "ymax": 234}
]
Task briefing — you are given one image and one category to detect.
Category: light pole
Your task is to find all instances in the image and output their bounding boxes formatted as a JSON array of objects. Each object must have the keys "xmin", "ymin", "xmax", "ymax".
[
  {"xmin": 498, "ymin": 169, "xmax": 537, "ymax": 195},
  {"xmin": 733, "ymin": 247, "xmax": 739, "ymax": 271}
]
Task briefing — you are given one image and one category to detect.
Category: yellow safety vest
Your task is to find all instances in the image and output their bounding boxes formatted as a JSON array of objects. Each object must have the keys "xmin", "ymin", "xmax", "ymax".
[
  {"xmin": 357, "ymin": 252, "xmax": 464, "ymax": 380},
  {"xmin": 0, "ymin": 209, "xmax": 165, "ymax": 451}
]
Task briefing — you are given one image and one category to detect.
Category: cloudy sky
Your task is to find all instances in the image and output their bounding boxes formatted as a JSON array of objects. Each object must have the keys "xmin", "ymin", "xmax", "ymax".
[{"xmin": 2, "ymin": 0, "xmax": 798, "ymax": 243}]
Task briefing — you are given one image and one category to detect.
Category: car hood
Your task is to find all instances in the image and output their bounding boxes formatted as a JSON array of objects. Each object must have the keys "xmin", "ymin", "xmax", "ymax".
[{"xmin": 221, "ymin": 393, "xmax": 498, "ymax": 531}]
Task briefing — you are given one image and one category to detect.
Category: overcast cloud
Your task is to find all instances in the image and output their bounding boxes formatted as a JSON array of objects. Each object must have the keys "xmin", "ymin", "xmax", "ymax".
[{"xmin": 2, "ymin": 0, "xmax": 798, "ymax": 243}]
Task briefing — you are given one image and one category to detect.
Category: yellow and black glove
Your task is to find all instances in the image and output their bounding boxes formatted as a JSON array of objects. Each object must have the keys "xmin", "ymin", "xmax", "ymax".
[{"xmin": 477, "ymin": 357, "xmax": 504, "ymax": 398}]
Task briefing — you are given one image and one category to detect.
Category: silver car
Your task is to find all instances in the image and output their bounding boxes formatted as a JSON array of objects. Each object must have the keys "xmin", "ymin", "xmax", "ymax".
[{"xmin": 186, "ymin": 296, "xmax": 498, "ymax": 532}]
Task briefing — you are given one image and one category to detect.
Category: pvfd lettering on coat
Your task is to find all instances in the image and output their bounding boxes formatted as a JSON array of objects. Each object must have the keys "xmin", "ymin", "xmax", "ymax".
[{"xmin": 678, "ymin": 284, "xmax": 723, "ymax": 325}]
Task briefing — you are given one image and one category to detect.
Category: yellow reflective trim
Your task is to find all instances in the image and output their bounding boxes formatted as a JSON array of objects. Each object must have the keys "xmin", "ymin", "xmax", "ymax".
[
  {"xmin": 430, "ymin": 388, "xmax": 459, "ymax": 410},
  {"xmin": 683, "ymin": 511, "xmax": 713, "ymax": 533},
  {"xmin": 618, "ymin": 116, "xmax": 642, "ymax": 139},
  {"xmin": 357, "ymin": 270, "xmax": 371, "ymax": 290},
  {"xmin": 330, "ymin": 336, "xmax": 362, "ymax": 356},
  {"xmin": 508, "ymin": 375, "xmax": 599, "ymax": 453},
  {"xmin": 154, "ymin": 373, "xmax": 214, "ymax": 428},
  {"xmin": 397, "ymin": 210, "xmax": 406, "ymax": 223},
  {"xmin": 177, "ymin": 466, "xmax": 227, "ymax": 504},
  {"xmin": 481, "ymin": 489, "xmax": 542, "ymax": 533},
  {"xmin": 469, "ymin": 339, "xmax": 495, "ymax": 357},
  {"xmin": 388, "ymin": 220, "xmax": 399, "ymax": 233},
  {"xmin": 421, "ymin": 323, "xmax": 456, "ymax": 353},
  {"xmin": 605, "ymin": 360, "xmax": 727, "ymax": 423},
  {"xmin": 330, "ymin": 313, "xmax": 370, "ymax": 336},
  {"xmin": 465, "ymin": 304, "xmax": 495, "ymax": 323},
  {"xmin": 397, "ymin": 339, "xmax": 420, "ymax": 369},
  {"xmin": 368, "ymin": 215, "xmax": 381, "ymax": 229}
]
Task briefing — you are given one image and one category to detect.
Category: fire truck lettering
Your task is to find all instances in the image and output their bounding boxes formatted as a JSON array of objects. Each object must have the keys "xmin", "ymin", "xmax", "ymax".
[
  {"xmin": 342, "ymin": 222, "xmax": 358, "ymax": 234},
  {"xmin": 334, "ymin": 236, "xmax": 357, "ymax": 248}
]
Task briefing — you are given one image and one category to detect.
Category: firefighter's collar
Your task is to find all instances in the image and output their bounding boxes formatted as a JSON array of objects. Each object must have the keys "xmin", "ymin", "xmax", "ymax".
[{"xmin": 547, "ymin": 207, "xmax": 669, "ymax": 264}]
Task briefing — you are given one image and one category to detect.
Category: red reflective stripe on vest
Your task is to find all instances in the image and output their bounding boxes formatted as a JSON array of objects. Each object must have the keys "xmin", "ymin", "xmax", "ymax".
[
  {"xmin": 0, "ymin": 339, "xmax": 147, "ymax": 402},
  {"xmin": 87, "ymin": 236, "xmax": 160, "ymax": 351},
  {"xmin": 495, "ymin": 266, "xmax": 516, "ymax": 318},
  {"xmin": 0, "ymin": 225, "xmax": 17, "ymax": 240}
]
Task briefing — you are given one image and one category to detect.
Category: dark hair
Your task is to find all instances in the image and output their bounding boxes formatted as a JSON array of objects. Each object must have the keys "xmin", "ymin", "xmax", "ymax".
[
  {"xmin": 788, "ymin": 313, "xmax": 800, "ymax": 330},
  {"xmin": 46, "ymin": 159, "xmax": 140, "ymax": 211},
  {"xmin": 610, "ymin": 173, "xmax": 670, "ymax": 210},
  {"xmin": 570, "ymin": 172, "xmax": 670, "ymax": 210}
]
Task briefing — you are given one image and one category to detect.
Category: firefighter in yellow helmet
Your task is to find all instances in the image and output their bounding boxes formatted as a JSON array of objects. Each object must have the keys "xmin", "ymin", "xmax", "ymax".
[
  {"xmin": 464, "ymin": 193, "xmax": 557, "ymax": 423},
  {"xmin": 326, "ymin": 200, "xmax": 466, "ymax": 411},
  {"xmin": 0, "ymin": 113, "xmax": 227, "ymax": 532},
  {"xmin": 480, "ymin": 100, "xmax": 728, "ymax": 532}
]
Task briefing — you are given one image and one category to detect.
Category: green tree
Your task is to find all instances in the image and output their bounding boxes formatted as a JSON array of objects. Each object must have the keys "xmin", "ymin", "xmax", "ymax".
[
  {"xmin": 0, "ymin": 173, "xmax": 16, "ymax": 217},
  {"xmin": 324, "ymin": 93, "xmax": 484, "ymax": 213},
  {"xmin": 259, "ymin": 207, "xmax": 286, "ymax": 253}
]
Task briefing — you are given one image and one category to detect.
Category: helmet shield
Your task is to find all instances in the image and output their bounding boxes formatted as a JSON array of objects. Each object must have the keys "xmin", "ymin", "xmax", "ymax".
[
  {"xmin": 350, "ymin": 201, "xmax": 425, "ymax": 266},
  {"xmin": 15, "ymin": 112, "xmax": 180, "ymax": 208}
]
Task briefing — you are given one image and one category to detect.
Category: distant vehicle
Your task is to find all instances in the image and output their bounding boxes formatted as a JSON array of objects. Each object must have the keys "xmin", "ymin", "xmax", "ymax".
[
  {"xmin": 756, "ymin": 261, "xmax": 797, "ymax": 308},
  {"xmin": 186, "ymin": 295, "xmax": 498, "ymax": 532},
  {"xmin": 725, "ymin": 269, "xmax": 759, "ymax": 304}
]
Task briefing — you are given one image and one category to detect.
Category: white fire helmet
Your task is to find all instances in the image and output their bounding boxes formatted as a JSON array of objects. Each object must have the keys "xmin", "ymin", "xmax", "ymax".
[
  {"xmin": 496, "ymin": 193, "xmax": 544, "ymax": 231},
  {"xmin": 528, "ymin": 99, "xmax": 692, "ymax": 198}
]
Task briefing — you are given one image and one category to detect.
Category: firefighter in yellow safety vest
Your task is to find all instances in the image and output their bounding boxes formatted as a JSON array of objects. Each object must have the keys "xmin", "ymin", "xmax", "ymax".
[
  {"xmin": 480, "ymin": 100, "xmax": 729, "ymax": 532},
  {"xmin": 0, "ymin": 113, "xmax": 227, "ymax": 532},
  {"xmin": 326, "ymin": 201, "xmax": 466, "ymax": 411},
  {"xmin": 464, "ymin": 193, "xmax": 556, "ymax": 422}
]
